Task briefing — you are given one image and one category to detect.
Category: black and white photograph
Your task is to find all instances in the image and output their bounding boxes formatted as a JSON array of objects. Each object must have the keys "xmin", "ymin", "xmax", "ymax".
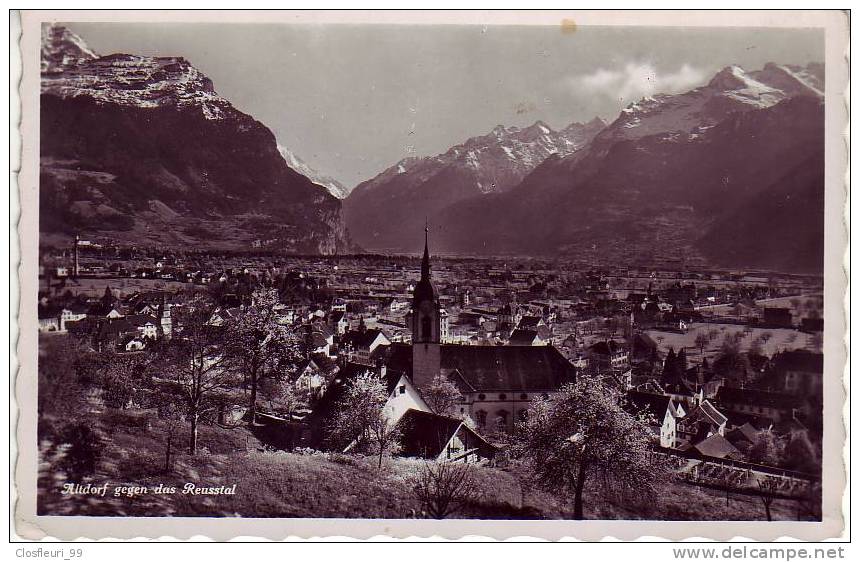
[{"xmin": 11, "ymin": 9, "xmax": 849, "ymax": 542}]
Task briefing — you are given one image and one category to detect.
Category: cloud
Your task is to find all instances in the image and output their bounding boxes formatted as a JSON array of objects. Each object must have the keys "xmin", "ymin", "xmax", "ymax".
[{"xmin": 570, "ymin": 62, "xmax": 706, "ymax": 104}]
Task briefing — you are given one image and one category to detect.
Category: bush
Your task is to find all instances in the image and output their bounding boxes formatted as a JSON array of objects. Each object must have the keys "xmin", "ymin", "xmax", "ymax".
[{"xmin": 58, "ymin": 422, "xmax": 103, "ymax": 481}]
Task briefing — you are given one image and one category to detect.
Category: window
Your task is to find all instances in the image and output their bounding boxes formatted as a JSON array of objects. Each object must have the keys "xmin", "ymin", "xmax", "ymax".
[
  {"xmin": 476, "ymin": 410, "xmax": 487, "ymax": 428},
  {"xmin": 399, "ymin": 385, "xmax": 406, "ymax": 395},
  {"xmin": 478, "ymin": 393, "xmax": 485, "ymax": 401},
  {"xmin": 520, "ymin": 393, "xmax": 528, "ymax": 400},
  {"xmin": 499, "ymin": 394, "xmax": 507, "ymax": 401},
  {"xmin": 421, "ymin": 316, "xmax": 431, "ymax": 340}
]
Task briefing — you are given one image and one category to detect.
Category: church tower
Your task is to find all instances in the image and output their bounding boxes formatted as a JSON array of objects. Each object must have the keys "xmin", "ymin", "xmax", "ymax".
[{"xmin": 411, "ymin": 225, "xmax": 441, "ymax": 387}]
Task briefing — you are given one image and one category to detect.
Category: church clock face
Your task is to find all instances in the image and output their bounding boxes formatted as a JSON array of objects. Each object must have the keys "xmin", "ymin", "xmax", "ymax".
[{"xmin": 415, "ymin": 300, "xmax": 439, "ymax": 343}]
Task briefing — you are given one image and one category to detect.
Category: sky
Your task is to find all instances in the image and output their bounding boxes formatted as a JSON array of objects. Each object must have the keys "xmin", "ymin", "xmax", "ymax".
[{"xmin": 65, "ymin": 22, "xmax": 823, "ymax": 189}]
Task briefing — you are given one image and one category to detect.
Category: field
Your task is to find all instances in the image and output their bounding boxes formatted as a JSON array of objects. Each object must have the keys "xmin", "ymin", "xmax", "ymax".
[
  {"xmin": 646, "ymin": 323, "xmax": 818, "ymax": 362},
  {"xmin": 38, "ymin": 405, "xmax": 805, "ymax": 521},
  {"xmin": 40, "ymin": 276, "xmax": 189, "ymax": 298}
]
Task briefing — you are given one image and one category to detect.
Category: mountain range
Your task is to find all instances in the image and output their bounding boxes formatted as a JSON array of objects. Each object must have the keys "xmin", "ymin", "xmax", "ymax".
[
  {"xmin": 345, "ymin": 63, "xmax": 824, "ymax": 273},
  {"xmin": 39, "ymin": 24, "xmax": 350, "ymax": 253},
  {"xmin": 38, "ymin": 24, "xmax": 824, "ymax": 272},
  {"xmin": 344, "ymin": 118, "xmax": 606, "ymax": 252}
]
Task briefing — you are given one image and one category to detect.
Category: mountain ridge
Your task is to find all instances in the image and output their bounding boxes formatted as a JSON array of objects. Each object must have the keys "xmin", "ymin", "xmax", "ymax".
[
  {"xmin": 39, "ymin": 24, "xmax": 351, "ymax": 254},
  {"xmin": 346, "ymin": 62, "xmax": 824, "ymax": 273}
]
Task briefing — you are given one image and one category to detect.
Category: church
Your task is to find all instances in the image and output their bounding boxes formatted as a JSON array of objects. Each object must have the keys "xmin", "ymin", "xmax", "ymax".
[{"xmin": 382, "ymin": 228, "xmax": 577, "ymax": 433}]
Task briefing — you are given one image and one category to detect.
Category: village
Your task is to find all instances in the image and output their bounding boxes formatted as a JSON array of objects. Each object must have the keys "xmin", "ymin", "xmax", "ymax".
[{"xmin": 35, "ymin": 232, "xmax": 825, "ymax": 520}]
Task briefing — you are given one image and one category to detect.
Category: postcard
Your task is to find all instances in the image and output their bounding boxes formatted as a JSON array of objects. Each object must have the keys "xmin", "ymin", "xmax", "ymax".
[{"xmin": 12, "ymin": 9, "xmax": 849, "ymax": 541}]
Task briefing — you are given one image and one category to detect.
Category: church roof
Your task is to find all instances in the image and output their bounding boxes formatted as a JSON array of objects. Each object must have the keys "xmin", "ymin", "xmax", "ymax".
[{"xmin": 386, "ymin": 343, "xmax": 576, "ymax": 392}]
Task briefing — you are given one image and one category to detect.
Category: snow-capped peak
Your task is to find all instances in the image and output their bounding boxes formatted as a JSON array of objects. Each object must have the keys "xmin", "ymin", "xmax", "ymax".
[
  {"xmin": 277, "ymin": 145, "xmax": 350, "ymax": 199},
  {"xmin": 41, "ymin": 24, "xmax": 96, "ymax": 73},
  {"xmin": 603, "ymin": 62, "xmax": 823, "ymax": 142}
]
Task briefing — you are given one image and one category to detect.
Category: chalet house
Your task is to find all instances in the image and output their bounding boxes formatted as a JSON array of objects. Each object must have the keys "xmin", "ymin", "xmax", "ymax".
[
  {"xmin": 396, "ymin": 408, "xmax": 496, "ymax": 463},
  {"xmin": 677, "ymin": 400, "xmax": 728, "ymax": 445},
  {"xmin": 586, "ymin": 340, "xmax": 630, "ymax": 373},
  {"xmin": 716, "ymin": 387, "xmax": 806, "ymax": 423},
  {"xmin": 306, "ymin": 362, "xmax": 432, "ymax": 447},
  {"xmin": 341, "ymin": 328, "xmax": 391, "ymax": 365},
  {"xmin": 624, "ymin": 390, "xmax": 686, "ymax": 448},
  {"xmin": 293, "ymin": 357, "xmax": 330, "ymax": 398}
]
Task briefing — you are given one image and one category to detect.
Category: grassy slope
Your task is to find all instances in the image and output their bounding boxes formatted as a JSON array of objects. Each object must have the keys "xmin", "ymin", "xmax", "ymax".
[{"xmin": 39, "ymin": 409, "xmax": 803, "ymax": 521}]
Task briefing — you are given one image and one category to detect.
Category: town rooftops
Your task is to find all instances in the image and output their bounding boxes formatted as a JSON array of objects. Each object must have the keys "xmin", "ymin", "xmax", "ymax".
[
  {"xmin": 624, "ymin": 391, "xmax": 678, "ymax": 422},
  {"xmin": 716, "ymin": 387, "xmax": 803, "ymax": 411},
  {"xmin": 685, "ymin": 400, "xmax": 728, "ymax": 428},
  {"xmin": 341, "ymin": 328, "xmax": 388, "ymax": 349},
  {"xmin": 773, "ymin": 350, "xmax": 823, "ymax": 373},
  {"xmin": 692, "ymin": 433, "xmax": 741, "ymax": 459},
  {"xmin": 386, "ymin": 342, "xmax": 576, "ymax": 392},
  {"xmin": 588, "ymin": 340, "xmax": 627, "ymax": 356}
]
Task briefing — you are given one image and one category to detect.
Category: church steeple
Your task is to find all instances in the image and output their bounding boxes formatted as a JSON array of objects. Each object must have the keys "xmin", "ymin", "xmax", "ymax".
[
  {"xmin": 421, "ymin": 222, "xmax": 430, "ymax": 282},
  {"xmin": 411, "ymin": 225, "xmax": 442, "ymax": 387}
]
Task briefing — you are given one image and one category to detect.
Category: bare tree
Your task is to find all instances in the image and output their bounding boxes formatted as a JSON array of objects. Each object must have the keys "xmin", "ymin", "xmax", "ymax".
[
  {"xmin": 155, "ymin": 395, "xmax": 185, "ymax": 473},
  {"xmin": 223, "ymin": 288, "xmax": 304, "ymax": 426},
  {"xmin": 157, "ymin": 297, "xmax": 239, "ymax": 455},
  {"xmin": 757, "ymin": 476, "xmax": 779, "ymax": 521},
  {"xmin": 412, "ymin": 461, "xmax": 479, "ymax": 519},
  {"xmin": 515, "ymin": 373, "xmax": 668, "ymax": 519},
  {"xmin": 328, "ymin": 370, "xmax": 401, "ymax": 469},
  {"xmin": 694, "ymin": 332, "xmax": 711, "ymax": 359}
]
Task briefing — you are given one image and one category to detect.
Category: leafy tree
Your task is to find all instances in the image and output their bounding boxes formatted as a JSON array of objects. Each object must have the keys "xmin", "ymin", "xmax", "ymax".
[
  {"xmin": 418, "ymin": 374, "xmax": 462, "ymax": 417},
  {"xmin": 37, "ymin": 336, "xmax": 88, "ymax": 419},
  {"xmin": 157, "ymin": 297, "xmax": 239, "ymax": 455},
  {"xmin": 223, "ymin": 288, "xmax": 303, "ymax": 425},
  {"xmin": 514, "ymin": 374, "xmax": 668, "ymax": 519},
  {"xmin": 58, "ymin": 422, "xmax": 103, "ymax": 481},
  {"xmin": 749, "ymin": 429, "xmax": 784, "ymax": 467},
  {"xmin": 99, "ymin": 353, "xmax": 144, "ymax": 409},
  {"xmin": 783, "ymin": 432, "xmax": 820, "ymax": 474},
  {"xmin": 328, "ymin": 370, "xmax": 401, "ymax": 469},
  {"xmin": 412, "ymin": 461, "xmax": 479, "ymax": 519}
]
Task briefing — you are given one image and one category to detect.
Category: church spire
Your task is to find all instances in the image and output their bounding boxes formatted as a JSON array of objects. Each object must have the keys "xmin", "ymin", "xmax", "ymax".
[{"xmin": 421, "ymin": 221, "xmax": 430, "ymax": 282}]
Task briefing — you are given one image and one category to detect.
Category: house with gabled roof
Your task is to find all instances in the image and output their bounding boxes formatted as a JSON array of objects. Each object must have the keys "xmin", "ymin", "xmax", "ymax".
[
  {"xmin": 341, "ymin": 327, "xmax": 390, "ymax": 365},
  {"xmin": 677, "ymin": 399, "xmax": 728, "ymax": 446},
  {"xmin": 396, "ymin": 409, "xmax": 496, "ymax": 464},
  {"xmin": 507, "ymin": 328, "xmax": 544, "ymax": 346},
  {"xmin": 691, "ymin": 433, "xmax": 742, "ymax": 460},
  {"xmin": 624, "ymin": 390, "xmax": 686, "ymax": 448},
  {"xmin": 716, "ymin": 386, "xmax": 806, "ymax": 423},
  {"xmin": 305, "ymin": 362, "xmax": 432, "ymax": 447}
]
